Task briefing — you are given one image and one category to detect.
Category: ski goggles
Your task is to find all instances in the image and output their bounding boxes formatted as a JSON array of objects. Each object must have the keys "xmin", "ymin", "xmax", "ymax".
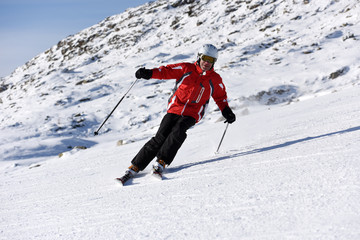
[{"xmin": 200, "ymin": 55, "xmax": 216, "ymax": 64}]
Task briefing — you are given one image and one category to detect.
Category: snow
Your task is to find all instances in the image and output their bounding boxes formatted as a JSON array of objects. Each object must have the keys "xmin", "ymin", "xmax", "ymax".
[{"xmin": 1, "ymin": 0, "xmax": 360, "ymax": 239}]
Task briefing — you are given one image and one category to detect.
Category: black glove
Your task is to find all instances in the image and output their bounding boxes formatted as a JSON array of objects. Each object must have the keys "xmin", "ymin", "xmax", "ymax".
[
  {"xmin": 222, "ymin": 106, "xmax": 236, "ymax": 124},
  {"xmin": 135, "ymin": 67, "xmax": 152, "ymax": 80}
]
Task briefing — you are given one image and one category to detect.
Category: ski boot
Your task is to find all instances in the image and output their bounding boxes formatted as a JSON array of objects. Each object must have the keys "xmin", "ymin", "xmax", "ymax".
[
  {"xmin": 152, "ymin": 159, "xmax": 166, "ymax": 180},
  {"xmin": 116, "ymin": 165, "xmax": 139, "ymax": 185}
]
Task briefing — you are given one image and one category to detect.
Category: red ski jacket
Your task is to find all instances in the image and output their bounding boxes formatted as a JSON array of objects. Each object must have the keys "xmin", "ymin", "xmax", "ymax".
[{"xmin": 151, "ymin": 62, "xmax": 229, "ymax": 122}]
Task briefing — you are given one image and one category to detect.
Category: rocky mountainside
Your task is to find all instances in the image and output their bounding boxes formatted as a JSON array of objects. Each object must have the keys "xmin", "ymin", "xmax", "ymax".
[{"xmin": 0, "ymin": 0, "xmax": 359, "ymax": 160}]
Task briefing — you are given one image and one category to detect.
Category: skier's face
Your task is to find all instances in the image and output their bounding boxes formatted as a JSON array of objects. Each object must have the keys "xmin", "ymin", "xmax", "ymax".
[{"xmin": 199, "ymin": 59, "xmax": 213, "ymax": 72}]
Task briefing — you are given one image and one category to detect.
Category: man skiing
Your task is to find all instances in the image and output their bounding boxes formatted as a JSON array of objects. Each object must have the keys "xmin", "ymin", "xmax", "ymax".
[{"xmin": 118, "ymin": 44, "xmax": 236, "ymax": 184}]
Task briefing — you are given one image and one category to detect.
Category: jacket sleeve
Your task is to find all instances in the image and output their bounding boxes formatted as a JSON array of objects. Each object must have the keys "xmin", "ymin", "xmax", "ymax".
[
  {"xmin": 212, "ymin": 76, "xmax": 229, "ymax": 111},
  {"xmin": 151, "ymin": 63, "xmax": 186, "ymax": 80}
]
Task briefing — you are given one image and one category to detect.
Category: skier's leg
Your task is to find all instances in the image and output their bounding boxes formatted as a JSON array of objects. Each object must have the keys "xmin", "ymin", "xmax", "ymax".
[
  {"xmin": 156, "ymin": 115, "xmax": 196, "ymax": 165},
  {"xmin": 130, "ymin": 113, "xmax": 176, "ymax": 171}
]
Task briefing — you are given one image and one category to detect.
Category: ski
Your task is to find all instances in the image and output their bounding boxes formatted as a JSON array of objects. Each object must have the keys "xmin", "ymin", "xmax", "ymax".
[
  {"xmin": 115, "ymin": 171, "xmax": 133, "ymax": 186},
  {"xmin": 115, "ymin": 166, "xmax": 164, "ymax": 186},
  {"xmin": 151, "ymin": 170, "xmax": 163, "ymax": 180},
  {"xmin": 115, "ymin": 177, "xmax": 128, "ymax": 186},
  {"xmin": 151, "ymin": 164, "xmax": 164, "ymax": 180}
]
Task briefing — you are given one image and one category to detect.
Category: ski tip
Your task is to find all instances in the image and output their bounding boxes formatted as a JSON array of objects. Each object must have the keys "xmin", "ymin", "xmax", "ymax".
[
  {"xmin": 151, "ymin": 172, "xmax": 163, "ymax": 180},
  {"xmin": 115, "ymin": 178, "xmax": 126, "ymax": 186}
]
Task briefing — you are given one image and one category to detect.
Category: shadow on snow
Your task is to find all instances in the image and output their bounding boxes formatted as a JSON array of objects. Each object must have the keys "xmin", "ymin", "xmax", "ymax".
[
  {"xmin": 2, "ymin": 137, "xmax": 97, "ymax": 161},
  {"xmin": 170, "ymin": 125, "xmax": 360, "ymax": 172}
]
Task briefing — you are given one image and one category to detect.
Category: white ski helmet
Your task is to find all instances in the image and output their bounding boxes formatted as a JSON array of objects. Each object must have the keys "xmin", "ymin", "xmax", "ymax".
[{"xmin": 197, "ymin": 44, "xmax": 218, "ymax": 62}]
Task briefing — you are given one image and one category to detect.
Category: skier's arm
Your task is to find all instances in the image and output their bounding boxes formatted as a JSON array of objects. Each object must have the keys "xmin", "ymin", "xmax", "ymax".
[
  {"xmin": 151, "ymin": 63, "xmax": 186, "ymax": 80},
  {"xmin": 212, "ymin": 78, "xmax": 236, "ymax": 123},
  {"xmin": 135, "ymin": 63, "xmax": 187, "ymax": 80},
  {"xmin": 212, "ymin": 77, "xmax": 229, "ymax": 111}
]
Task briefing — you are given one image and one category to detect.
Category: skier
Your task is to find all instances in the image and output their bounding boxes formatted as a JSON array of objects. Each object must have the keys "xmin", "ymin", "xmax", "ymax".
[{"xmin": 118, "ymin": 44, "xmax": 236, "ymax": 184}]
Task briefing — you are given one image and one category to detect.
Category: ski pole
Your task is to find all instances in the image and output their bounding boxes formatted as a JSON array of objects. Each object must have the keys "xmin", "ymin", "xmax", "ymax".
[
  {"xmin": 215, "ymin": 122, "xmax": 229, "ymax": 153},
  {"xmin": 94, "ymin": 78, "xmax": 138, "ymax": 135}
]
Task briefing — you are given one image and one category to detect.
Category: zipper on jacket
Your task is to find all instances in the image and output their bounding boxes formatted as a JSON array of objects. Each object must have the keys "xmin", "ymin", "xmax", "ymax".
[{"xmin": 181, "ymin": 99, "xmax": 189, "ymax": 116}]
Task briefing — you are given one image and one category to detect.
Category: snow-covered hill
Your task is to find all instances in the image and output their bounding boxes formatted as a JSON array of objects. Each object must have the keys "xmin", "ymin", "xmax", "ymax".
[
  {"xmin": 0, "ymin": 0, "xmax": 360, "ymax": 239},
  {"xmin": 0, "ymin": 0, "xmax": 359, "ymax": 161}
]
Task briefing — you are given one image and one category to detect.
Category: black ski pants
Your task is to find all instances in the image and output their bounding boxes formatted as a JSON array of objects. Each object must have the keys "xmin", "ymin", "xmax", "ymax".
[{"xmin": 131, "ymin": 113, "xmax": 196, "ymax": 171}]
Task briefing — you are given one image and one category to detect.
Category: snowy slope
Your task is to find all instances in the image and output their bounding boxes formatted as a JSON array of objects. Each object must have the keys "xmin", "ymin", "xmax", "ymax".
[
  {"xmin": 1, "ymin": 85, "xmax": 359, "ymax": 240},
  {"xmin": 1, "ymin": 0, "xmax": 360, "ymax": 239},
  {"xmin": 0, "ymin": 0, "xmax": 359, "ymax": 162}
]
